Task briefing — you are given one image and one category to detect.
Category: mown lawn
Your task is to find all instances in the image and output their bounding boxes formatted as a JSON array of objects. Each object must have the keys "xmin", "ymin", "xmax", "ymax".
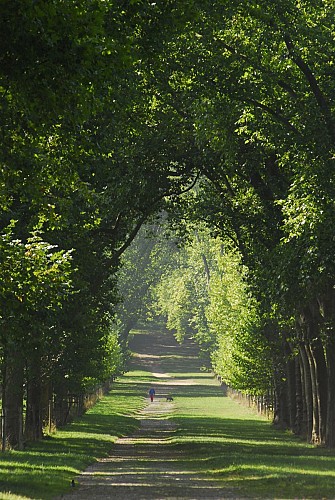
[
  {"xmin": 2, "ymin": 328, "xmax": 335, "ymax": 499},
  {"xmin": 168, "ymin": 373, "xmax": 335, "ymax": 499},
  {"xmin": 131, "ymin": 328, "xmax": 335, "ymax": 499},
  {"xmin": 0, "ymin": 373, "xmax": 146, "ymax": 500}
]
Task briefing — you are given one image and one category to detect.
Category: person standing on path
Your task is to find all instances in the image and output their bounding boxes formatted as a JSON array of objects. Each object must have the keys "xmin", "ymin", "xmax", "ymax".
[{"xmin": 148, "ymin": 387, "xmax": 156, "ymax": 402}]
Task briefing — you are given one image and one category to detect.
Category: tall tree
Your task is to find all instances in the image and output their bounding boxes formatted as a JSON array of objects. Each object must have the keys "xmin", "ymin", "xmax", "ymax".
[{"xmin": 142, "ymin": 0, "xmax": 335, "ymax": 444}]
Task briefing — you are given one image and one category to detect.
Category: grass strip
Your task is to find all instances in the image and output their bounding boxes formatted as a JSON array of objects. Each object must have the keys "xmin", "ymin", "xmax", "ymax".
[
  {"xmin": 3, "ymin": 327, "xmax": 335, "ymax": 499},
  {"xmin": 130, "ymin": 328, "xmax": 335, "ymax": 499},
  {"xmin": 170, "ymin": 373, "xmax": 335, "ymax": 499},
  {"xmin": 0, "ymin": 372, "xmax": 148, "ymax": 500}
]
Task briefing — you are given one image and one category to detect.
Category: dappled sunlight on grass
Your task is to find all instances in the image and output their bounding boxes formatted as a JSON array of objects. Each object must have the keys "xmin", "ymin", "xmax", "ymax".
[
  {"xmin": 129, "ymin": 331, "xmax": 335, "ymax": 497},
  {"xmin": 2, "ymin": 328, "xmax": 335, "ymax": 499},
  {"xmin": 0, "ymin": 494, "xmax": 32, "ymax": 500},
  {"xmin": 172, "ymin": 387, "xmax": 335, "ymax": 499},
  {"xmin": 0, "ymin": 381, "xmax": 146, "ymax": 499}
]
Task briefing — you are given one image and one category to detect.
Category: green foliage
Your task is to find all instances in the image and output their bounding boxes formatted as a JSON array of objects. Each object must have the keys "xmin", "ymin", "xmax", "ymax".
[
  {"xmin": 153, "ymin": 227, "xmax": 214, "ymax": 348},
  {"xmin": 0, "ymin": 222, "xmax": 74, "ymax": 345},
  {"xmin": 0, "ymin": 0, "xmax": 202, "ymax": 424},
  {"xmin": 113, "ymin": 220, "xmax": 179, "ymax": 342},
  {"xmin": 151, "ymin": 228, "xmax": 274, "ymax": 395},
  {"xmin": 156, "ymin": 269, "xmax": 193, "ymax": 343},
  {"xmin": 208, "ymin": 251, "xmax": 273, "ymax": 394},
  {"xmin": 2, "ymin": 0, "xmax": 335, "ymax": 445}
]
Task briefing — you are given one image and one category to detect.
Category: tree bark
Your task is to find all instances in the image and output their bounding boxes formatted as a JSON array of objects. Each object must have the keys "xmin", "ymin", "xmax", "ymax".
[
  {"xmin": 294, "ymin": 355, "xmax": 304, "ymax": 436},
  {"xmin": 325, "ymin": 334, "xmax": 335, "ymax": 447},
  {"xmin": 285, "ymin": 343, "xmax": 296, "ymax": 431},
  {"xmin": 310, "ymin": 337, "xmax": 328, "ymax": 444},
  {"xmin": 299, "ymin": 345, "xmax": 313, "ymax": 441},
  {"xmin": 2, "ymin": 345, "xmax": 24, "ymax": 450},
  {"xmin": 319, "ymin": 286, "xmax": 335, "ymax": 447},
  {"xmin": 305, "ymin": 343, "xmax": 320, "ymax": 444},
  {"xmin": 297, "ymin": 301, "xmax": 327, "ymax": 444},
  {"xmin": 24, "ymin": 349, "xmax": 43, "ymax": 441},
  {"xmin": 273, "ymin": 375, "xmax": 290, "ymax": 429},
  {"xmin": 53, "ymin": 379, "xmax": 69, "ymax": 427}
]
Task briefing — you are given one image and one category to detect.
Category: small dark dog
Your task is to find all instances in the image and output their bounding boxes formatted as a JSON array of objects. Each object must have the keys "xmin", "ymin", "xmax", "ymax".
[{"xmin": 166, "ymin": 396, "xmax": 174, "ymax": 401}]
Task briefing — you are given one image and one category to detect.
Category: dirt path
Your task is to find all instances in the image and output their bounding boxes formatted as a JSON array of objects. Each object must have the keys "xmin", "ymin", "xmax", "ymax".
[{"xmin": 61, "ymin": 332, "xmax": 241, "ymax": 499}]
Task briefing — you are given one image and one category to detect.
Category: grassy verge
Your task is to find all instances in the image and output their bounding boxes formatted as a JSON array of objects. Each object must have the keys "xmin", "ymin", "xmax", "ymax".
[
  {"xmin": 0, "ymin": 373, "xmax": 147, "ymax": 500},
  {"xmin": 3, "ymin": 327, "xmax": 335, "ymax": 499},
  {"xmin": 170, "ymin": 371, "xmax": 335, "ymax": 499},
  {"xmin": 129, "ymin": 328, "xmax": 335, "ymax": 499}
]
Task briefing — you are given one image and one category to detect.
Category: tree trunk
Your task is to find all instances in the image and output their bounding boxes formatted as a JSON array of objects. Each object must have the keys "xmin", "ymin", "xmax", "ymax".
[
  {"xmin": 294, "ymin": 355, "xmax": 304, "ymax": 436},
  {"xmin": 53, "ymin": 379, "xmax": 68, "ymax": 427},
  {"xmin": 299, "ymin": 345, "xmax": 313, "ymax": 441},
  {"xmin": 305, "ymin": 343, "xmax": 320, "ymax": 444},
  {"xmin": 40, "ymin": 378, "xmax": 52, "ymax": 431},
  {"xmin": 285, "ymin": 343, "xmax": 296, "ymax": 431},
  {"xmin": 325, "ymin": 334, "xmax": 335, "ymax": 447},
  {"xmin": 2, "ymin": 345, "xmax": 24, "ymax": 450},
  {"xmin": 273, "ymin": 375, "xmax": 290, "ymax": 428},
  {"xmin": 310, "ymin": 337, "xmax": 328, "ymax": 444},
  {"xmin": 24, "ymin": 350, "xmax": 43, "ymax": 441},
  {"xmin": 297, "ymin": 301, "xmax": 327, "ymax": 444},
  {"xmin": 317, "ymin": 285, "xmax": 335, "ymax": 447}
]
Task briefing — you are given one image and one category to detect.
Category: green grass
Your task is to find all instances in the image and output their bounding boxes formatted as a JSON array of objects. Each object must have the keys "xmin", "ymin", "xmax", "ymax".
[
  {"xmin": 3, "ymin": 328, "xmax": 335, "ymax": 499},
  {"xmin": 0, "ymin": 375, "xmax": 147, "ymax": 499},
  {"xmin": 169, "ymin": 372, "xmax": 335, "ymax": 499},
  {"xmin": 129, "ymin": 329, "xmax": 335, "ymax": 498}
]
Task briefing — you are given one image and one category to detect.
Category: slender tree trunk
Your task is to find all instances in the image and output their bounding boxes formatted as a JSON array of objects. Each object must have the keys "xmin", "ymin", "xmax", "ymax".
[
  {"xmin": 297, "ymin": 301, "xmax": 327, "ymax": 444},
  {"xmin": 299, "ymin": 345, "xmax": 313, "ymax": 441},
  {"xmin": 305, "ymin": 343, "xmax": 320, "ymax": 444},
  {"xmin": 53, "ymin": 379, "xmax": 68, "ymax": 427},
  {"xmin": 273, "ymin": 375, "xmax": 290, "ymax": 428},
  {"xmin": 40, "ymin": 378, "xmax": 52, "ymax": 430},
  {"xmin": 325, "ymin": 334, "xmax": 335, "ymax": 447},
  {"xmin": 24, "ymin": 350, "xmax": 43, "ymax": 441},
  {"xmin": 310, "ymin": 338, "xmax": 327, "ymax": 444},
  {"xmin": 318, "ymin": 286, "xmax": 335, "ymax": 447},
  {"xmin": 285, "ymin": 343, "xmax": 296, "ymax": 431},
  {"xmin": 294, "ymin": 356, "xmax": 304, "ymax": 436},
  {"xmin": 2, "ymin": 345, "xmax": 24, "ymax": 450}
]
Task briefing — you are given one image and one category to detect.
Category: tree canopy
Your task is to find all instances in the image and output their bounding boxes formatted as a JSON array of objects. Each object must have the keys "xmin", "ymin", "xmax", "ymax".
[{"xmin": 2, "ymin": 0, "xmax": 335, "ymax": 448}]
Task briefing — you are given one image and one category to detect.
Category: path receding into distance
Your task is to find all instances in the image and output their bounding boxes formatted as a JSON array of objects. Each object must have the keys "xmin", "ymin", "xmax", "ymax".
[{"xmin": 62, "ymin": 329, "xmax": 245, "ymax": 499}]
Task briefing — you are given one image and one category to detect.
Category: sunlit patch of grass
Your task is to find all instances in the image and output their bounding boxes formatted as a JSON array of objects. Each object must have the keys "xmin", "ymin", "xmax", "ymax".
[
  {"xmin": 171, "ymin": 376, "xmax": 335, "ymax": 499},
  {"xmin": 123, "ymin": 369, "xmax": 153, "ymax": 379},
  {"xmin": 0, "ymin": 494, "xmax": 32, "ymax": 500},
  {"xmin": 0, "ymin": 379, "xmax": 145, "ymax": 499},
  {"xmin": 124, "ymin": 331, "xmax": 335, "ymax": 498},
  {"xmin": 4, "ymin": 328, "xmax": 335, "ymax": 499}
]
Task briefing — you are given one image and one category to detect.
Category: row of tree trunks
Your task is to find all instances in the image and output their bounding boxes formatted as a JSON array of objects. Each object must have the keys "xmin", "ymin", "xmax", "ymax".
[
  {"xmin": 275, "ymin": 288, "xmax": 335, "ymax": 447},
  {"xmin": 325, "ymin": 335, "xmax": 335, "ymax": 447},
  {"xmin": 1, "ymin": 343, "xmax": 46, "ymax": 449},
  {"xmin": 1, "ymin": 348, "xmax": 115, "ymax": 450}
]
